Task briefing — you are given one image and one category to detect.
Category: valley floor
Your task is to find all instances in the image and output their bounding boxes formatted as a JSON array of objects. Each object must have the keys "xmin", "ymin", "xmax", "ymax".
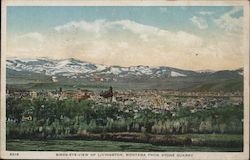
[
  {"xmin": 6, "ymin": 139, "xmax": 242, "ymax": 152},
  {"xmin": 6, "ymin": 133, "xmax": 243, "ymax": 152}
]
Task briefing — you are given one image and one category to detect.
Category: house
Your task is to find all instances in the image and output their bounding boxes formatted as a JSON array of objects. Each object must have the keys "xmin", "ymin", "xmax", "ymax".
[
  {"xmin": 74, "ymin": 92, "xmax": 90, "ymax": 101},
  {"xmin": 59, "ymin": 93, "xmax": 68, "ymax": 101},
  {"xmin": 100, "ymin": 86, "xmax": 113, "ymax": 102},
  {"xmin": 22, "ymin": 114, "xmax": 33, "ymax": 121},
  {"xmin": 52, "ymin": 76, "xmax": 58, "ymax": 82},
  {"xmin": 22, "ymin": 108, "xmax": 34, "ymax": 121},
  {"xmin": 30, "ymin": 91, "xmax": 37, "ymax": 98}
]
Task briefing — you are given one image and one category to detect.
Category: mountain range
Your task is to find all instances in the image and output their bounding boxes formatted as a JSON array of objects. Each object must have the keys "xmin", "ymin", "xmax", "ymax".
[{"xmin": 6, "ymin": 57, "xmax": 243, "ymax": 83}]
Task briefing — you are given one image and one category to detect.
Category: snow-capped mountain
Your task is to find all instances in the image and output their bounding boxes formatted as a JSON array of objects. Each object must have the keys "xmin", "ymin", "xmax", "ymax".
[
  {"xmin": 7, "ymin": 58, "xmax": 105, "ymax": 76},
  {"xmin": 6, "ymin": 57, "xmax": 243, "ymax": 82}
]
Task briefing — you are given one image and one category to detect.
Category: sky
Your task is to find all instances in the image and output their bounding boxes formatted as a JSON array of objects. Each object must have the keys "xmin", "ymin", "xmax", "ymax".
[{"xmin": 6, "ymin": 6, "xmax": 244, "ymax": 71}]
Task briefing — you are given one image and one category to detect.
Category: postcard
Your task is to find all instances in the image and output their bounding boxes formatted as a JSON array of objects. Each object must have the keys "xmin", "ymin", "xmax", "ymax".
[{"xmin": 0, "ymin": 0, "xmax": 249, "ymax": 159}]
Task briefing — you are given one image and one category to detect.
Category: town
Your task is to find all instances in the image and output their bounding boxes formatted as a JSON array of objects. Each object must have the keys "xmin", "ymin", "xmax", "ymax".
[{"xmin": 6, "ymin": 86, "xmax": 243, "ymax": 123}]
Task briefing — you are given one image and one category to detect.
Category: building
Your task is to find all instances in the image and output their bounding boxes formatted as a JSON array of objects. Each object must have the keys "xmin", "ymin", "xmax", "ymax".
[
  {"xmin": 30, "ymin": 91, "xmax": 37, "ymax": 98},
  {"xmin": 52, "ymin": 76, "xmax": 58, "ymax": 82},
  {"xmin": 74, "ymin": 92, "xmax": 90, "ymax": 101}
]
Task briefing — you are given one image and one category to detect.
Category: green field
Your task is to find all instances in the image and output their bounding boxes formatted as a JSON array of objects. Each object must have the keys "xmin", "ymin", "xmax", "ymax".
[
  {"xmin": 7, "ymin": 134, "xmax": 243, "ymax": 152},
  {"xmin": 6, "ymin": 139, "xmax": 242, "ymax": 152},
  {"xmin": 7, "ymin": 76, "xmax": 243, "ymax": 92}
]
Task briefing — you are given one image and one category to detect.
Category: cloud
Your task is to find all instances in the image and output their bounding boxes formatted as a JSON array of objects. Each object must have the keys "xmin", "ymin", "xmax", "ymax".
[
  {"xmin": 16, "ymin": 32, "xmax": 45, "ymax": 42},
  {"xmin": 54, "ymin": 19, "xmax": 108, "ymax": 38},
  {"xmin": 8, "ymin": 19, "xmax": 243, "ymax": 70},
  {"xmin": 214, "ymin": 6, "xmax": 243, "ymax": 32},
  {"xmin": 111, "ymin": 20, "xmax": 159, "ymax": 36},
  {"xmin": 117, "ymin": 42, "xmax": 129, "ymax": 48},
  {"xmin": 54, "ymin": 19, "xmax": 106, "ymax": 33},
  {"xmin": 54, "ymin": 19, "xmax": 203, "ymax": 46},
  {"xmin": 199, "ymin": 11, "xmax": 214, "ymax": 15},
  {"xmin": 8, "ymin": 32, "xmax": 45, "ymax": 57},
  {"xmin": 190, "ymin": 16, "xmax": 208, "ymax": 29}
]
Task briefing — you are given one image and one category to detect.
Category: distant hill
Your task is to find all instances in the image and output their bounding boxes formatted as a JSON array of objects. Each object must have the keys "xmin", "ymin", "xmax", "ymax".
[{"xmin": 184, "ymin": 78, "xmax": 243, "ymax": 92}]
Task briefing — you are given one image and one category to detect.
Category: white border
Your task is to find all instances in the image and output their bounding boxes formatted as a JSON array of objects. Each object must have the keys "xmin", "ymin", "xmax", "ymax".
[
  {"xmin": 1, "ymin": 0, "xmax": 249, "ymax": 159},
  {"xmin": 1, "ymin": 0, "xmax": 249, "ymax": 6}
]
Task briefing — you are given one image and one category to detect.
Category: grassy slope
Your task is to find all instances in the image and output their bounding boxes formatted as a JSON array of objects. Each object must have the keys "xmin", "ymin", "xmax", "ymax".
[{"xmin": 186, "ymin": 78, "xmax": 243, "ymax": 92}]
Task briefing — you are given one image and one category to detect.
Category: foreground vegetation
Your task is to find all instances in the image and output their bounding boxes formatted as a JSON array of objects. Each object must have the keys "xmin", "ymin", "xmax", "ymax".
[
  {"xmin": 6, "ymin": 96, "xmax": 243, "ymax": 150},
  {"xmin": 7, "ymin": 97, "xmax": 243, "ymax": 134}
]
